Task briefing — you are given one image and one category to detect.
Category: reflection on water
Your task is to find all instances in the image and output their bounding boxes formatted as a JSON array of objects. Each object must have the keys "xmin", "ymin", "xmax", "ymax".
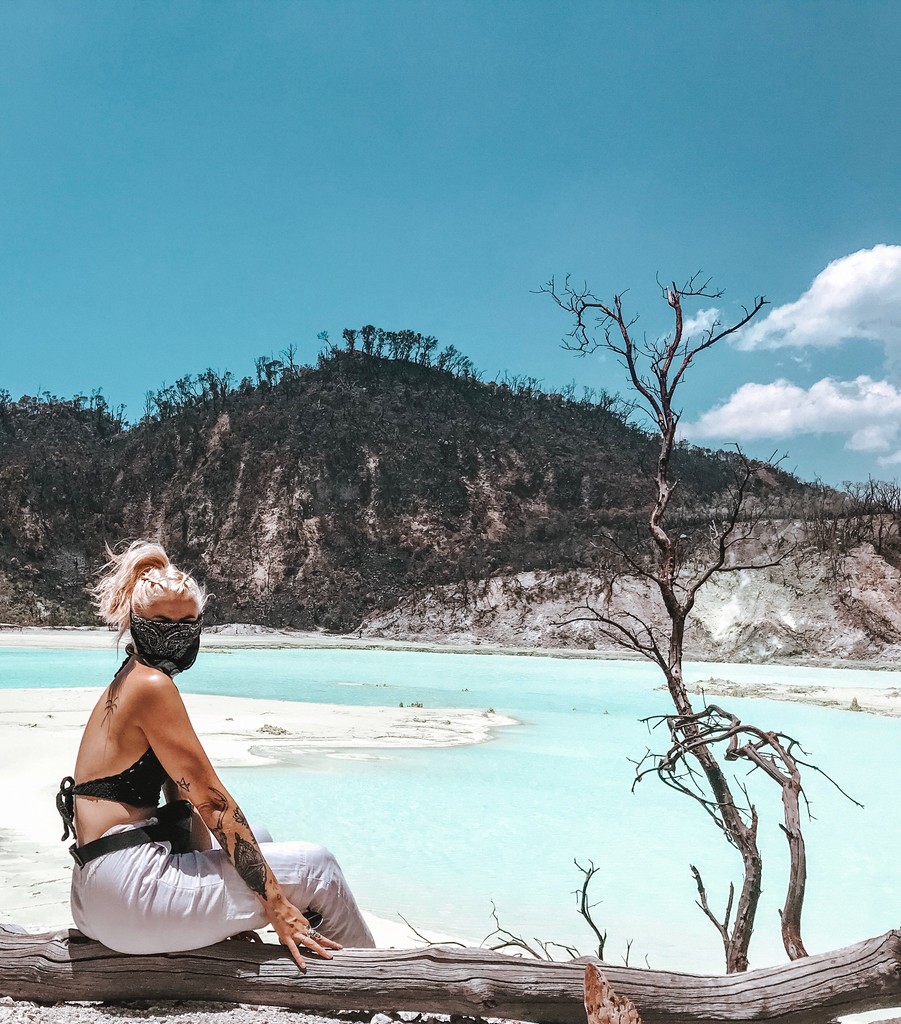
[{"xmin": 4, "ymin": 645, "xmax": 900, "ymax": 973}]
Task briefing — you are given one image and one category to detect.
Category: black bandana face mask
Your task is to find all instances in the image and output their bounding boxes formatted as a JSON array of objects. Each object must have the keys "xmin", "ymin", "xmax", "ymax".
[{"xmin": 128, "ymin": 612, "xmax": 203, "ymax": 677}]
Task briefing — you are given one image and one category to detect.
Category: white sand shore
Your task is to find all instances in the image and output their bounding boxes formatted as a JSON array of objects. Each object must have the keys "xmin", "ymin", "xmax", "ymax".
[
  {"xmin": 0, "ymin": 622, "xmax": 615, "ymax": 657},
  {"xmin": 0, "ymin": 685, "xmax": 514, "ymax": 945},
  {"xmin": 687, "ymin": 677, "xmax": 901, "ymax": 718}
]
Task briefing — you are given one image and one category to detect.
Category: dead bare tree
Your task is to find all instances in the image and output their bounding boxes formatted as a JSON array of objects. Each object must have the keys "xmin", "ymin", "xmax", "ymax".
[
  {"xmin": 544, "ymin": 273, "xmax": 844, "ymax": 973},
  {"xmin": 845, "ymin": 476, "xmax": 901, "ymax": 556}
]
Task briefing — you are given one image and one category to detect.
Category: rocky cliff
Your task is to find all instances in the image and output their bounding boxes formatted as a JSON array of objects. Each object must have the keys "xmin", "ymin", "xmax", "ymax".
[{"xmin": 361, "ymin": 541, "xmax": 901, "ymax": 664}]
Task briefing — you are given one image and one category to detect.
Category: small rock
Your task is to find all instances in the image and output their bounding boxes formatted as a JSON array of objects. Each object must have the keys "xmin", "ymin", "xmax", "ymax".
[{"xmin": 371, "ymin": 1014, "xmax": 395, "ymax": 1024}]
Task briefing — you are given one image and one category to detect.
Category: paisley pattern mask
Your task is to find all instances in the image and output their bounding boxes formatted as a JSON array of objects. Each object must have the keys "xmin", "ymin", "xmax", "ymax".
[{"xmin": 129, "ymin": 612, "xmax": 203, "ymax": 676}]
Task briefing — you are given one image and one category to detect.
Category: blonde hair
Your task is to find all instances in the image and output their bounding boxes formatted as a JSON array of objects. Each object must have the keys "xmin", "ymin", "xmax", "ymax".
[{"xmin": 91, "ymin": 540, "xmax": 207, "ymax": 638}]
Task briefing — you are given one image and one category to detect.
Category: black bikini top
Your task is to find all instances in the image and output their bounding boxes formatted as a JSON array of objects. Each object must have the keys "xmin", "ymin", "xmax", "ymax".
[
  {"xmin": 75, "ymin": 746, "xmax": 167, "ymax": 806},
  {"xmin": 56, "ymin": 747, "xmax": 168, "ymax": 842}
]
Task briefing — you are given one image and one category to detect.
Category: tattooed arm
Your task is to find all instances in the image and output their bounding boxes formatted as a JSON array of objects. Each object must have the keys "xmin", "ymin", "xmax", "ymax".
[
  {"xmin": 132, "ymin": 670, "xmax": 340, "ymax": 969},
  {"xmin": 193, "ymin": 784, "xmax": 271, "ymax": 898},
  {"xmin": 161, "ymin": 775, "xmax": 215, "ymax": 851}
]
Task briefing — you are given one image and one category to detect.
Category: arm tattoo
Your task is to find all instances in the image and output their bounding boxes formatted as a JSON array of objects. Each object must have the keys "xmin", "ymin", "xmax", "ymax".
[
  {"xmin": 197, "ymin": 788, "xmax": 269, "ymax": 896},
  {"xmin": 176, "ymin": 777, "xmax": 191, "ymax": 792},
  {"xmin": 234, "ymin": 835, "xmax": 268, "ymax": 897},
  {"xmin": 197, "ymin": 786, "xmax": 228, "ymax": 829},
  {"xmin": 197, "ymin": 786, "xmax": 231, "ymax": 854}
]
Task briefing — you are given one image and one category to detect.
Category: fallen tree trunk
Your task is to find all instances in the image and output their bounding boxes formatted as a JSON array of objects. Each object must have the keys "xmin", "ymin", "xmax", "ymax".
[
  {"xmin": 1, "ymin": 927, "xmax": 900, "ymax": 1024},
  {"xmin": 585, "ymin": 962, "xmax": 643, "ymax": 1024}
]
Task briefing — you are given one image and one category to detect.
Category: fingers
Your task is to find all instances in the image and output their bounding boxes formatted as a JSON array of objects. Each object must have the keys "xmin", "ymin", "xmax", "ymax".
[
  {"xmin": 284, "ymin": 935, "xmax": 307, "ymax": 972},
  {"xmin": 296, "ymin": 928, "xmax": 338, "ymax": 959},
  {"xmin": 270, "ymin": 902, "xmax": 342, "ymax": 968},
  {"xmin": 306, "ymin": 925, "xmax": 342, "ymax": 951},
  {"xmin": 278, "ymin": 926, "xmax": 341, "ymax": 970}
]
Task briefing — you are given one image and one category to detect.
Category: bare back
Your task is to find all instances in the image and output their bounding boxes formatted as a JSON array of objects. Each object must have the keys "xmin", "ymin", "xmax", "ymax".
[{"xmin": 73, "ymin": 659, "xmax": 165, "ymax": 844}]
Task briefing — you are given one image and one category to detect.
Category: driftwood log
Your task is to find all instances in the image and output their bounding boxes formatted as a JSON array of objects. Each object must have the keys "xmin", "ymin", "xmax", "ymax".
[
  {"xmin": 1, "ymin": 927, "xmax": 900, "ymax": 1024},
  {"xmin": 585, "ymin": 962, "xmax": 643, "ymax": 1024}
]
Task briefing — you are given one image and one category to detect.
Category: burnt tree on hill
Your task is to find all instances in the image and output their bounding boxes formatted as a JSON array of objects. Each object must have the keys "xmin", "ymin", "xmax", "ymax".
[{"xmin": 545, "ymin": 274, "xmax": 854, "ymax": 972}]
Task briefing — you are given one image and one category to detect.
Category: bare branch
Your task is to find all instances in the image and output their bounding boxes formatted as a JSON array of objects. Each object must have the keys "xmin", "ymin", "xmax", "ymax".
[
  {"xmin": 480, "ymin": 903, "xmax": 548, "ymax": 960},
  {"xmin": 397, "ymin": 914, "xmax": 467, "ymax": 949},
  {"xmin": 691, "ymin": 865, "xmax": 730, "ymax": 946},
  {"xmin": 573, "ymin": 859, "xmax": 608, "ymax": 959}
]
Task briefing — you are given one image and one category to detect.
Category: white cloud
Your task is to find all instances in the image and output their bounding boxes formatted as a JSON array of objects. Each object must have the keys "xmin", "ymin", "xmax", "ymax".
[
  {"xmin": 847, "ymin": 424, "xmax": 898, "ymax": 452},
  {"xmin": 681, "ymin": 307, "xmax": 721, "ymax": 337},
  {"xmin": 737, "ymin": 245, "xmax": 901, "ymax": 352},
  {"xmin": 682, "ymin": 376, "xmax": 901, "ymax": 452}
]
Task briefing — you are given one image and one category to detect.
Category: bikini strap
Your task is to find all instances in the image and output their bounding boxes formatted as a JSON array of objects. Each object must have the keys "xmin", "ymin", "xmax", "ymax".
[{"xmin": 56, "ymin": 776, "xmax": 76, "ymax": 842}]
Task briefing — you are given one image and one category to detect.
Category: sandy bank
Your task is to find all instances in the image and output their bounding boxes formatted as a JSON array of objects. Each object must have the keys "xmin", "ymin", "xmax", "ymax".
[
  {"xmin": 0, "ymin": 686, "xmax": 514, "ymax": 942},
  {"xmin": 687, "ymin": 677, "xmax": 901, "ymax": 718},
  {"xmin": 0, "ymin": 622, "xmax": 631, "ymax": 657}
]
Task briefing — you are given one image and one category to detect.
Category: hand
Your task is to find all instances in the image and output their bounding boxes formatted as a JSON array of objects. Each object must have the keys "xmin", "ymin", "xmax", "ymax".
[{"xmin": 265, "ymin": 896, "xmax": 343, "ymax": 971}]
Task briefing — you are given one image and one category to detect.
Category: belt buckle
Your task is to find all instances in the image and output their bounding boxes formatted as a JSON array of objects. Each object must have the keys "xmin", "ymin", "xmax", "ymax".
[{"xmin": 69, "ymin": 842, "xmax": 85, "ymax": 868}]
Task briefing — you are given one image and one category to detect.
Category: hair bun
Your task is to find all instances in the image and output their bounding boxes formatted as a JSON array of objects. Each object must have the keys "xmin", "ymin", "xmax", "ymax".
[{"xmin": 90, "ymin": 540, "xmax": 205, "ymax": 638}]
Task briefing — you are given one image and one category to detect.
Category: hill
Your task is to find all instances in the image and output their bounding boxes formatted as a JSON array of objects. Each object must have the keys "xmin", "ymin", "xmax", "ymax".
[{"xmin": 0, "ymin": 339, "xmax": 806, "ymax": 633}]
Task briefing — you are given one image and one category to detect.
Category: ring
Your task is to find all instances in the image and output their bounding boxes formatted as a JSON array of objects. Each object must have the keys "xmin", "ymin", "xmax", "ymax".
[{"xmin": 309, "ymin": 928, "xmax": 321, "ymax": 940}]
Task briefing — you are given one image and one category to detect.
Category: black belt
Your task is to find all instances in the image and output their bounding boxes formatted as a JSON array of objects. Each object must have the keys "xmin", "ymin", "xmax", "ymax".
[{"xmin": 69, "ymin": 801, "xmax": 194, "ymax": 868}]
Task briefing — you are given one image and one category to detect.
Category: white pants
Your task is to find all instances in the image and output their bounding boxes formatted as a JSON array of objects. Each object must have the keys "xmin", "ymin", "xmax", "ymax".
[{"xmin": 70, "ymin": 822, "xmax": 375, "ymax": 954}]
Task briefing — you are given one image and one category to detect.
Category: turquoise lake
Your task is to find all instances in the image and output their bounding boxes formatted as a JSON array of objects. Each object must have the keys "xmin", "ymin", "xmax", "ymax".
[{"xmin": 2, "ymin": 645, "xmax": 899, "ymax": 974}]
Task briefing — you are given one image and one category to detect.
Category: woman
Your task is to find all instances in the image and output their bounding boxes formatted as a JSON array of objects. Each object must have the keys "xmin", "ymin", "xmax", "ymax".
[{"xmin": 56, "ymin": 540, "xmax": 374, "ymax": 967}]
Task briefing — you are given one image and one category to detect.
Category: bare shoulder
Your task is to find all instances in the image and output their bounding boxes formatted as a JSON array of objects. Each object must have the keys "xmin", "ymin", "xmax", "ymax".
[{"xmin": 126, "ymin": 662, "xmax": 182, "ymax": 706}]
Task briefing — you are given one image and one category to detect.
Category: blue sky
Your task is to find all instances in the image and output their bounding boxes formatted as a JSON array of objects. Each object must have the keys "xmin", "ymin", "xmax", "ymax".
[{"xmin": 2, "ymin": 1, "xmax": 899, "ymax": 485}]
